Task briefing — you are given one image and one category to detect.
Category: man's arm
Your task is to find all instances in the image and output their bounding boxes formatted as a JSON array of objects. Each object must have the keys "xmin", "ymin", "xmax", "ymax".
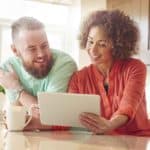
[
  {"xmin": 19, "ymin": 90, "xmax": 70, "ymax": 131},
  {"xmin": 0, "ymin": 67, "xmax": 52, "ymax": 130},
  {"xmin": 0, "ymin": 66, "xmax": 36, "ymax": 105}
]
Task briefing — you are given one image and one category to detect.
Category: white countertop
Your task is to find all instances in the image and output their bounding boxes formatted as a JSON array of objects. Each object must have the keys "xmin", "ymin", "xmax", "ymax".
[{"xmin": 0, "ymin": 128, "xmax": 150, "ymax": 150}]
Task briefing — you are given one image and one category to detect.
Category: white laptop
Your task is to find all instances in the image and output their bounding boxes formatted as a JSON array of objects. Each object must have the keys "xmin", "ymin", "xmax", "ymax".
[{"xmin": 37, "ymin": 92, "xmax": 100, "ymax": 128}]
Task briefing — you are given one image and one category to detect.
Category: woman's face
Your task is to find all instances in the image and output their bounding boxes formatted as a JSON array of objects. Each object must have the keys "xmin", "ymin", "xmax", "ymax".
[{"xmin": 86, "ymin": 26, "xmax": 113, "ymax": 66}]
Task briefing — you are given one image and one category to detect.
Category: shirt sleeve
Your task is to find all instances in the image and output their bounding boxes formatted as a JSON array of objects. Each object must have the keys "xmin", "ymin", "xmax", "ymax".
[
  {"xmin": 112, "ymin": 60, "xmax": 147, "ymax": 123},
  {"xmin": 46, "ymin": 58, "xmax": 77, "ymax": 92},
  {"xmin": 67, "ymin": 72, "xmax": 80, "ymax": 93}
]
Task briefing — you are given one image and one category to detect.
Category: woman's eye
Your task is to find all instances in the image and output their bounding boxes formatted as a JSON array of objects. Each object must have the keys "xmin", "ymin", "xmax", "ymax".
[
  {"xmin": 87, "ymin": 40, "xmax": 93, "ymax": 44},
  {"xmin": 99, "ymin": 43, "xmax": 107, "ymax": 48},
  {"xmin": 98, "ymin": 41, "xmax": 107, "ymax": 48}
]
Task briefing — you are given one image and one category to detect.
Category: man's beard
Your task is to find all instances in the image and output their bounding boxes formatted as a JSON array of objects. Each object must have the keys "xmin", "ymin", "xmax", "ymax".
[{"xmin": 22, "ymin": 57, "xmax": 53, "ymax": 79}]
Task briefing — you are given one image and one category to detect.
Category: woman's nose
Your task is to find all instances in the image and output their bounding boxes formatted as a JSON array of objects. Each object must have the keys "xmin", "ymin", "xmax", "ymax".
[{"xmin": 90, "ymin": 43, "xmax": 99, "ymax": 54}]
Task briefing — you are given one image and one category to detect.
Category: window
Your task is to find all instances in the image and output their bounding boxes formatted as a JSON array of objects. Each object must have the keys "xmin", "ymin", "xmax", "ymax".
[
  {"xmin": 0, "ymin": 0, "xmax": 80, "ymax": 64},
  {"xmin": 148, "ymin": 0, "xmax": 150, "ymax": 50}
]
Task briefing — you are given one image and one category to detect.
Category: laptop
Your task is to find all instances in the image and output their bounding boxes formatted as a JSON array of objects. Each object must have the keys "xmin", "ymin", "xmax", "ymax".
[{"xmin": 37, "ymin": 92, "xmax": 100, "ymax": 128}]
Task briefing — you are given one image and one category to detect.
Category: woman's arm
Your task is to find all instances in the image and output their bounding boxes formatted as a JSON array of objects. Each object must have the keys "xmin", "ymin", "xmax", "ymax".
[{"xmin": 112, "ymin": 60, "xmax": 147, "ymax": 124}]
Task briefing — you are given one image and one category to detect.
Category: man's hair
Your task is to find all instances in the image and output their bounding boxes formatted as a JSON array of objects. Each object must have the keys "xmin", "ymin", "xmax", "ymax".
[
  {"xmin": 11, "ymin": 16, "xmax": 44, "ymax": 42},
  {"xmin": 79, "ymin": 10, "xmax": 139, "ymax": 59}
]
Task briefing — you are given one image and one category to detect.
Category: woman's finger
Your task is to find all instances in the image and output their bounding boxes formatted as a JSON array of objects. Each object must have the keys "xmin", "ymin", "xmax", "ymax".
[
  {"xmin": 80, "ymin": 114, "xmax": 99, "ymax": 130},
  {"xmin": 80, "ymin": 112, "xmax": 99, "ymax": 126}
]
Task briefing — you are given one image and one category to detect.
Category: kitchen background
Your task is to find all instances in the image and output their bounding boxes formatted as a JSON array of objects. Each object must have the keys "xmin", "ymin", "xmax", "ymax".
[{"xmin": 0, "ymin": 0, "xmax": 149, "ymax": 116}]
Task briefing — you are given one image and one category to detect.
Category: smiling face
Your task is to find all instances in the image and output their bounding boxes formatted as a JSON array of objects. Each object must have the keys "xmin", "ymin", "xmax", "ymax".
[
  {"xmin": 86, "ymin": 26, "xmax": 113, "ymax": 67},
  {"xmin": 12, "ymin": 29, "xmax": 53, "ymax": 78}
]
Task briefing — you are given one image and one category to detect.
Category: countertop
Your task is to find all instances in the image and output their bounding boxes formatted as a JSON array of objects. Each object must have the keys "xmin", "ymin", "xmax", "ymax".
[{"xmin": 0, "ymin": 128, "xmax": 150, "ymax": 150}]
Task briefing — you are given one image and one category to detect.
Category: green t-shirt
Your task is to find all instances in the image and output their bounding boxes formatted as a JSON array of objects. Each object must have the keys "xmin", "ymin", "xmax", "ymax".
[{"xmin": 1, "ymin": 49, "xmax": 77, "ymax": 103}]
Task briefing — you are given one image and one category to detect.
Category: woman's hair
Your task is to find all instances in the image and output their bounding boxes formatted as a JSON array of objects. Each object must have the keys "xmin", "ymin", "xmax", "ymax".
[{"xmin": 79, "ymin": 10, "xmax": 139, "ymax": 59}]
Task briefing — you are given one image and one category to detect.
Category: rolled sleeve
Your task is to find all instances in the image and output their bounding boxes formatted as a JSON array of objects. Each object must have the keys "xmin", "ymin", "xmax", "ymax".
[
  {"xmin": 112, "ymin": 60, "xmax": 146, "ymax": 124},
  {"xmin": 46, "ymin": 57, "xmax": 77, "ymax": 92}
]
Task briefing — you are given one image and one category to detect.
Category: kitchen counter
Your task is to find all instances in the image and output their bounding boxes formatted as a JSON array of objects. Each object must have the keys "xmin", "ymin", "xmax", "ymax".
[{"xmin": 0, "ymin": 128, "xmax": 150, "ymax": 150}]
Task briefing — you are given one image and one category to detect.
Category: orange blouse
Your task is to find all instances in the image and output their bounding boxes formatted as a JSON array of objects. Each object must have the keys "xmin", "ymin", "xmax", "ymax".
[{"xmin": 68, "ymin": 58, "xmax": 150, "ymax": 136}]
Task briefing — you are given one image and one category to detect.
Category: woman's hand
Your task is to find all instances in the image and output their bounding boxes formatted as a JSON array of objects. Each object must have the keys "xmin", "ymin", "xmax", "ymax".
[
  {"xmin": 79, "ymin": 112, "xmax": 112, "ymax": 134},
  {"xmin": 79, "ymin": 112, "xmax": 129, "ymax": 134}
]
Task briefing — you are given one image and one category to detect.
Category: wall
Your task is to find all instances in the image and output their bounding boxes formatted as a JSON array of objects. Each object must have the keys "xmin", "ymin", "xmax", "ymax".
[
  {"xmin": 79, "ymin": 0, "xmax": 106, "ymax": 69},
  {"xmin": 146, "ymin": 70, "xmax": 150, "ymax": 115}
]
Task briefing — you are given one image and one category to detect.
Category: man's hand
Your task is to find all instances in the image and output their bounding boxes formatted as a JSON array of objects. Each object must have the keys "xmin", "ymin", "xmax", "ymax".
[
  {"xmin": 0, "ymin": 64, "xmax": 21, "ymax": 90},
  {"xmin": 30, "ymin": 104, "xmax": 40, "ymax": 119}
]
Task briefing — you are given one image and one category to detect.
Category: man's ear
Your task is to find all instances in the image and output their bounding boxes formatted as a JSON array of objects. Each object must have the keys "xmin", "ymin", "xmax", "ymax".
[{"xmin": 11, "ymin": 44, "xmax": 20, "ymax": 57}]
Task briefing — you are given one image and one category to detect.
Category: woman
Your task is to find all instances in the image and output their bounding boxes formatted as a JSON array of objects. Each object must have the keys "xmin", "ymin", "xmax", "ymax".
[{"xmin": 68, "ymin": 10, "xmax": 150, "ymax": 136}]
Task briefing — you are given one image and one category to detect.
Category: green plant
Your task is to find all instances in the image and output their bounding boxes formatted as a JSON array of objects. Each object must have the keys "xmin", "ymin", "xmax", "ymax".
[{"xmin": 0, "ymin": 85, "xmax": 5, "ymax": 94}]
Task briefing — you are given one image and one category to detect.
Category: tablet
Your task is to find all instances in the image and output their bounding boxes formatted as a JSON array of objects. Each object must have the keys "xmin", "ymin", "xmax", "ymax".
[{"xmin": 37, "ymin": 92, "xmax": 100, "ymax": 128}]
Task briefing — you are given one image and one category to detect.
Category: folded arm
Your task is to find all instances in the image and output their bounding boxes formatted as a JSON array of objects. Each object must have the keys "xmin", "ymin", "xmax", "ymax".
[
  {"xmin": 0, "ymin": 61, "xmax": 75, "ymax": 131},
  {"xmin": 0, "ymin": 67, "xmax": 53, "ymax": 130}
]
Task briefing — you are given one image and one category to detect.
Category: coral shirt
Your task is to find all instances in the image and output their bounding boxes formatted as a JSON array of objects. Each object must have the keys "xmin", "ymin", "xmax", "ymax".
[{"xmin": 68, "ymin": 58, "xmax": 150, "ymax": 136}]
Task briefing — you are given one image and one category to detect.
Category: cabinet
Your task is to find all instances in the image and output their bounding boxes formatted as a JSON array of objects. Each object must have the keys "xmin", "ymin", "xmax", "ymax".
[{"xmin": 107, "ymin": 0, "xmax": 150, "ymax": 65}]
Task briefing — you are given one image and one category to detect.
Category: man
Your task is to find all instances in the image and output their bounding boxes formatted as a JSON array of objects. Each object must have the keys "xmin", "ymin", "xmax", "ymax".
[{"xmin": 0, "ymin": 17, "xmax": 77, "ymax": 130}]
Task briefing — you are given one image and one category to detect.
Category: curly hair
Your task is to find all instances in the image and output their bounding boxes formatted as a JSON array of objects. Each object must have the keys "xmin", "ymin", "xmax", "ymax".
[{"xmin": 79, "ymin": 10, "xmax": 139, "ymax": 59}]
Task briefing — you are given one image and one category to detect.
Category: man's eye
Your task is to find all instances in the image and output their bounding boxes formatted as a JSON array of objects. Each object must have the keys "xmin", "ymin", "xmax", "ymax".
[
  {"xmin": 41, "ymin": 44, "xmax": 49, "ymax": 49},
  {"xmin": 27, "ymin": 48, "xmax": 36, "ymax": 51}
]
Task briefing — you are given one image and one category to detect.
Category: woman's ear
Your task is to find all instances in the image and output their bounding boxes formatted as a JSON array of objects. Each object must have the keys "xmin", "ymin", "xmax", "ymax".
[{"xmin": 11, "ymin": 44, "xmax": 20, "ymax": 57}]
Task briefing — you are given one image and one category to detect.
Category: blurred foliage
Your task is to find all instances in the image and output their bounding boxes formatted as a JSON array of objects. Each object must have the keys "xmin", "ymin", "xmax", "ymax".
[{"xmin": 0, "ymin": 85, "xmax": 5, "ymax": 94}]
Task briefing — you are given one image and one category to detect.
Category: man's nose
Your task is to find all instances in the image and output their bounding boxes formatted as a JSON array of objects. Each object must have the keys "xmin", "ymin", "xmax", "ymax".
[{"xmin": 36, "ymin": 48, "xmax": 45, "ymax": 57}]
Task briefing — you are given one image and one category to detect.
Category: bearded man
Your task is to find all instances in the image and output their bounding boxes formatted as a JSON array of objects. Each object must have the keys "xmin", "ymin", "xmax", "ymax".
[{"xmin": 0, "ymin": 17, "xmax": 77, "ymax": 130}]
